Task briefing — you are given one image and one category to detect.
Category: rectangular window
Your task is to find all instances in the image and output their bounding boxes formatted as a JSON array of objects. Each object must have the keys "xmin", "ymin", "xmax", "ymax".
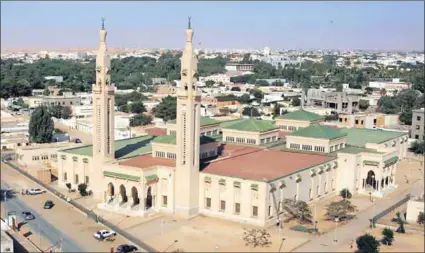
[
  {"xmin": 252, "ymin": 206, "xmax": 258, "ymax": 217},
  {"xmin": 271, "ymin": 136, "xmax": 277, "ymax": 142},
  {"xmin": 302, "ymin": 144, "xmax": 312, "ymax": 151},
  {"xmin": 416, "ymin": 125, "xmax": 420, "ymax": 130},
  {"xmin": 355, "ymin": 119, "xmax": 359, "ymax": 124},
  {"xmin": 162, "ymin": 196, "xmax": 168, "ymax": 206},
  {"xmin": 75, "ymin": 174, "xmax": 79, "ymax": 184},
  {"xmin": 85, "ymin": 176, "xmax": 89, "ymax": 184},
  {"xmin": 415, "ymin": 135, "xmax": 419, "ymax": 139},
  {"xmin": 260, "ymin": 139, "xmax": 265, "ymax": 144},
  {"xmin": 268, "ymin": 205, "xmax": 272, "ymax": 217},
  {"xmin": 247, "ymin": 138, "xmax": 256, "ymax": 144},
  {"xmin": 235, "ymin": 203, "xmax": 240, "ymax": 214},
  {"xmin": 417, "ymin": 116, "xmax": 421, "ymax": 121},
  {"xmin": 206, "ymin": 131, "xmax": 212, "ymax": 136},
  {"xmin": 290, "ymin": 143, "xmax": 301, "ymax": 149},
  {"xmin": 266, "ymin": 137, "xmax": 271, "ymax": 143},
  {"xmin": 220, "ymin": 200, "xmax": 226, "ymax": 211},
  {"xmin": 226, "ymin": 136, "xmax": 235, "ymax": 142},
  {"xmin": 281, "ymin": 125, "xmax": 287, "ymax": 130},
  {"xmin": 206, "ymin": 198, "xmax": 211, "ymax": 208},
  {"xmin": 64, "ymin": 172, "xmax": 67, "ymax": 181}
]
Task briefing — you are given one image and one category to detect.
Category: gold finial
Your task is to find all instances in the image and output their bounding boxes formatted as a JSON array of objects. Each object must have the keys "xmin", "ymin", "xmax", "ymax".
[
  {"xmin": 101, "ymin": 17, "xmax": 105, "ymax": 30},
  {"xmin": 188, "ymin": 16, "xmax": 191, "ymax": 29}
]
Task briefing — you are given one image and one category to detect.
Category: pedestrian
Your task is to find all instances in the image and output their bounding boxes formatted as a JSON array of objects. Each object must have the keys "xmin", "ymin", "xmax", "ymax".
[{"xmin": 350, "ymin": 239, "xmax": 354, "ymax": 249}]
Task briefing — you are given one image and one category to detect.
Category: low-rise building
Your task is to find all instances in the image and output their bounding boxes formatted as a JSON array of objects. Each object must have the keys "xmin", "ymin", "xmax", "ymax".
[
  {"xmin": 411, "ymin": 108, "xmax": 424, "ymax": 141},
  {"xmin": 338, "ymin": 113, "xmax": 400, "ymax": 129},
  {"xmin": 221, "ymin": 118, "xmax": 279, "ymax": 145},
  {"xmin": 275, "ymin": 110, "xmax": 325, "ymax": 132},
  {"xmin": 225, "ymin": 63, "xmax": 255, "ymax": 72},
  {"xmin": 368, "ymin": 78, "xmax": 410, "ymax": 91},
  {"xmin": 306, "ymin": 89, "xmax": 360, "ymax": 114}
]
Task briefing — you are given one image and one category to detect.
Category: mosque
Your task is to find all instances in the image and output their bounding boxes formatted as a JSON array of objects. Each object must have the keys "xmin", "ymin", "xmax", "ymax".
[{"xmin": 56, "ymin": 20, "xmax": 409, "ymax": 226}]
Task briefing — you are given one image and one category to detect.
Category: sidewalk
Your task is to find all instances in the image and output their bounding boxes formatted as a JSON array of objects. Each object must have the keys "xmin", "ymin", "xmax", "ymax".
[{"xmin": 293, "ymin": 179, "xmax": 422, "ymax": 252}]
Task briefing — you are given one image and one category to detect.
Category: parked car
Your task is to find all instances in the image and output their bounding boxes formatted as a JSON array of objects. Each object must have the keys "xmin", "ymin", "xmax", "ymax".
[
  {"xmin": 22, "ymin": 211, "xmax": 35, "ymax": 220},
  {"xmin": 44, "ymin": 200, "xmax": 54, "ymax": 209},
  {"xmin": 74, "ymin": 138, "xmax": 82, "ymax": 143},
  {"xmin": 93, "ymin": 229, "xmax": 116, "ymax": 240},
  {"xmin": 27, "ymin": 188, "xmax": 44, "ymax": 195},
  {"xmin": 115, "ymin": 244, "xmax": 137, "ymax": 253}
]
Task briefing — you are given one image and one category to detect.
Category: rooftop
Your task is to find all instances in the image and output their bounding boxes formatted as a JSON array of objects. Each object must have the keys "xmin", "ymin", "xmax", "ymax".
[
  {"xmin": 288, "ymin": 124, "xmax": 347, "ymax": 140},
  {"xmin": 61, "ymin": 135, "xmax": 154, "ymax": 160},
  {"xmin": 119, "ymin": 154, "xmax": 175, "ymax": 169},
  {"xmin": 152, "ymin": 134, "xmax": 218, "ymax": 145},
  {"xmin": 339, "ymin": 128, "xmax": 407, "ymax": 147},
  {"xmin": 337, "ymin": 146, "xmax": 384, "ymax": 155},
  {"xmin": 202, "ymin": 146, "xmax": 334, "ymax": 181},
  {"xmin": 276, "ymin": 110, "xmax": 324, "ymax": 121},
  {"xmin": 221, "ymin": 118, "xmax": 278, "ymax": 133},
  {"xmin": 168, "ymin": 117, "xmax": 219, "ymax": 126}
]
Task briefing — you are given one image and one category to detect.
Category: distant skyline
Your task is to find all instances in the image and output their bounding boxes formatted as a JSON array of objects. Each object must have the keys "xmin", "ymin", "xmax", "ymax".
[{"xmin": 1, "ymin": 1, "xmax": 424, "ymax": 51}]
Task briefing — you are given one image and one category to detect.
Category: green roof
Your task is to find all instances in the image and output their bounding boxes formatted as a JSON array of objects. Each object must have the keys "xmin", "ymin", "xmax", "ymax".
[
  {"xmin": 276, "ymin": 110, "xmax": 324, "ymax": 121},
  {"xmin": 288, "ymin": 124, "xmax": 347, "ymax": 140},
  {"xmin": 168, "ymin": 117, "xmax": 219, "ymax": 126},
  {"xmin": 339, "ymin": 128, "xmax": 407, "ymax": 147},
  {"xmin": 152, "ymin": 135, "xmax": 177, "ymax": 144},
  {"xmin": 338, "ymin": 146, "xmax": 384, "ymax": 155},
  {"xmin": 61, "ymin": 135, "xmax": 154, "ymax": 160},
  {"xmin": 152, "ymin": 134, "xmax": 217, "ymax": 145},
  {"xmin": 103, "ymin": 171, "xmax": 140, "ymax": 182},
  {"xmin": 221, "ymin": 118, "xmax": 278, "ymax": 132}
]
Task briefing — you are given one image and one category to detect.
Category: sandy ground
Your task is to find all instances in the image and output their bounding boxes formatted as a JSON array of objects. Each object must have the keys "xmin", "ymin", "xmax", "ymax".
[{"xmin": 336, "ymin": 227, "xmax": 425, "ymax": 252}]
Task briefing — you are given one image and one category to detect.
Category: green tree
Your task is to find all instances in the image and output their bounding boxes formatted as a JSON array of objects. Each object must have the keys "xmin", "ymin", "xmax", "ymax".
[
  {"xmin": 273, "ymin": 103, "xmax": 282, "ymax": 118},
  {"xmin": 130, "ymin": 114, "xmax": 152, "ymax": 127},
  {"xmin": 231, "ymin": 86, "xmax": 241, "ymax": 91},
  {"xmin": 395, "ymin": 212, "xmax": 406, "ymax": 233},
  {"xmin": 249, "ymin": 88, "xmax": 263, "ymax": 102},
  {"xmin": 77, "ymin": 183, "xmax": 88, "ymax": 196},
  {"xmin": 417, "ymin": 211, "xmax": 424, "ymax": 225},
  {"xmin": 49, "ymin": 105, "xmax": 63, "ymax": 118},
  {"xmin": 205, "ymin": 80, "xmax": 215, "ymax": 87},
  {"xmin": 355, "ymin": 234, "xmax": 380, "ymax": 253},
  {"xmin": 325, "ymin": 200, "xmax": 357, "ymax": 221},
  {"xmin": 242, "ymin": 228, "xmax": 272, "ymax": 248},
  {"xmin": 61, "ymin": 106, "xmax": 72, "ymax": 119},
  {"xmin": 336, "ymin": 83, "xmax": 344, "ymax": 92},
  {"xmin": 339, "ymin": 188, "xmax": 352, "ymax": 200},
  {"xmin": 358, "ymin": 100, "xmax": 370, "ymax": 111},
  {"xmin": 238, "ymin": 94, "xmax": 252, "ymax": 104},
  {"xmin": 29, "ymin": 106, "xmax": 54, "ymax": 143},
  {"xmin": 130, "ymin": 101, "xmax": 147, "ymax": 114},
  {"xmin": 119, "ymin": 104, "xmax": 129, "ymax": 113},
  {"xmin": 154, "ymin": 96, "xmax": 177, "ymax": 122},
  {"xmin": 292, "ymin": 97, "xmax": 301, "ymax": 107},
  {"xmin": 242, "ymin": 107, "xmax": 261, "ymax": 117},
  {"xmin": 293, "ymin": 201, "xmax": 312, "ymax": 223},
  {"xmin": 381, "ymin": 228, "xmax": 394, "ymax": 246}
]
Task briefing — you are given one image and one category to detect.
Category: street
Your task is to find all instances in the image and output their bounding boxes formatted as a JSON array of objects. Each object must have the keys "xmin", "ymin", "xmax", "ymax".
[
  {"xmin": 1, "ymin": 162, "xmax": 135, "ymax": 252},
  {"xmin": 1, "ymin": 181, "xmax": 86, "ymax": 252},
  {"xmin": 293, "ymin": 180, "xmax": 423, "ymax": 252}
]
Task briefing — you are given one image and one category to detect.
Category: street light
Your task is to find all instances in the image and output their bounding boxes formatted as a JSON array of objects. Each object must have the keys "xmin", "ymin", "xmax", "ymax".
[
  {"xmin": 278, "ymin": 237, "xmax": 286, "ymax": 252},
  {"xmin": 163, "ymin": 240, "xmax": 178, "ymax": 252},
  {"xmin": 369, "ymin": 192, "xmax": 372, "ymax": 202},
  {"xmin": 371, "ymin": 198, "xmax": 376, "ymax": 228},
  {"xmin": 334, "ymin": 217, "xmax": 339, "ymax": 243}
]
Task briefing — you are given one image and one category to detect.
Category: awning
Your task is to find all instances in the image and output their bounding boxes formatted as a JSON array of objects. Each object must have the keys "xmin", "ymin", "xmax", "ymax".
[
  {"xmin": 251, "ymin": 184, "xmax": 258, "ymax": 191},
  {"xmin": 363, "ymin": 160, "xmax": 380, "ymax": 166},
  {"xmin": 219, "ymin": 179, "xmax": 226, "ymax": 185},
  {"xmin": 204, "ymin": 176, "xmax": 212, "ymax": 183},
  {"xmin": 384, "ymin": 156, "xmax": 399, "ymax": 167},
  {"xmin": 310, "ymin": 168, "xmax": 316, "ymax": 176},
  {"xmin": 145, "ymin": 174, "xmax": 159, "ymax": 185},
  {"xmin": 104, "ymin": 171, "xmax": 140, "ymax": 182},
  {"xmin": 233, "ymin": 181, "xmax": 241, "ymax": 187}
]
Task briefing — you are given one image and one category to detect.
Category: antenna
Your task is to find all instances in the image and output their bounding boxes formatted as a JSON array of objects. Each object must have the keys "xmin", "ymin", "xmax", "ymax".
[{"xmin": 188, "ymin": 16, "xmax": 191, "ymax": 29}]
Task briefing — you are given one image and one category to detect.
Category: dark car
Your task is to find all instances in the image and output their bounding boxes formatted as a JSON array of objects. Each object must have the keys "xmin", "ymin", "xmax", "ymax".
[
  {"xmin": 44, "ymin": 200, "xmax": 54, "ymax": 209},
  {"xmin": 116, "ymin": 244, "xmax": 137, "ymax": 253},
  {"xmin": 75, "ymin": 138, "xmax": 82, "ymax": 143},
  {"xmin": 22, "ymin": 211, "xmax": 35, "ymax": 220}
]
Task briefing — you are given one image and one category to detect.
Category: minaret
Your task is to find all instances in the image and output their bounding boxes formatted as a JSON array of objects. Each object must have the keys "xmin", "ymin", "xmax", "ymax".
[
  {"xmin": 175, "ymin": 17, "xmax": 201, "ymax": 218},
  {"xmin": 92, "ymin": 18, "xmax": 115, "ymax": 163}
]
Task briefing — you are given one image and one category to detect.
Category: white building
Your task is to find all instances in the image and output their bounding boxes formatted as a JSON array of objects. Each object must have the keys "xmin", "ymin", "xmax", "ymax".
[{"xmin": 368, "ymin": 78, "xmax": 410, "ymax": 91}]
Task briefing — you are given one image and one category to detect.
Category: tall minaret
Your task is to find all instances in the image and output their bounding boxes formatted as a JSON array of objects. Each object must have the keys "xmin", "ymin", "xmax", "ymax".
[
  {"xmin": 175, "ymin": 17, "xmax": 201, "ymax": 218},
  {"xmin": 92, "ymin": 18, "xmax": 115, "ymax": 163}
]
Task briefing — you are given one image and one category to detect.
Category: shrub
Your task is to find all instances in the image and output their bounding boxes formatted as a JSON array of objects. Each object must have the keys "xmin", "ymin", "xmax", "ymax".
[
  {"xmin": 381, "ymin": 228, "xmax": 394, "ymax": 246},
  {"xmin": 340, "ymin": 188, "xmax": 352, "ymax": 200},
  {"xmin": 355, "ymin": 233, "xmax": 380, "ymax": 253},
  {"xmin": 417, "ymin": 211, "xmax": 424, "ymax": 225},
  {"xmin": 65, "ymin": 183, "xmax": 72, "ymax": 192},
  {"xmin": 78, "ymin": 183, "xmax": 88, "ymax": 196}
]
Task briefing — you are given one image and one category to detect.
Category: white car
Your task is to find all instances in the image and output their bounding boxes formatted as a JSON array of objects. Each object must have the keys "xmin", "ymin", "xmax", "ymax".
[
  {"xmin": 28, "ymin": 188, "xmax": 44, "ymax": 195},
  {"xmin": 93, "ymin": 229, "xmax": 116, "ymax": 240}
]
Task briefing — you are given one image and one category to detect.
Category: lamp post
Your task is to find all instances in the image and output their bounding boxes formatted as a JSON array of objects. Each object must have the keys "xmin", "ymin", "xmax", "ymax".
[
  {"xmin": 314, "ymin": 221, "xmax": 318, "ymax": 234},
  {"xmin": 334, "ymin": 217, "xmax": 339, "ymax": 243},
  {"xmin": 371, "ymin": 198, "xmax": 376, "ymax": 228},
  {"xmin": 369, "ymin": 192, "xmax": 372, "ymax": 202},
  {"xmin": 278, "ymin": 237, "xmax": 286, "ymax": 252},
  {"xmin": 163, "ymin": 240, "xmax": 178, "ymax": 252}
]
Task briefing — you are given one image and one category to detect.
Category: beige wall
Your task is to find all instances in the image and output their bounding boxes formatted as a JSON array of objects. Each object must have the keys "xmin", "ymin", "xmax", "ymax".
[
  {"xmin": 222, "ymin": 129, "xmax": 279, "ymax": 146},
  {"xmin": 406, "ymin": 199, "xmax": 424, "ymax": 223},
  {"xmin": 286, "ymin": 136, "xmax": 347, "ymax": 153},
  {"xmin": 167, "ymin": 122, "xmax": 220, "ymax": 136},
  {"xmin": 275, "ymin": 119, "xmax": 323, "ymax": 132},
  {"xmin": 199, "ymin": 159, "xmax": 338, "ymax": 226},
  {"xmin": 16, "ymin": 144, "xmax": 76, "ymax": 168}
]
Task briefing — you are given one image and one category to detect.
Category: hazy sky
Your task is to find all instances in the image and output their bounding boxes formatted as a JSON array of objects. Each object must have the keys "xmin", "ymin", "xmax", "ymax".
[{"xmin": 1, "ymin": 1, "xmax": 424, "ymax": 50}]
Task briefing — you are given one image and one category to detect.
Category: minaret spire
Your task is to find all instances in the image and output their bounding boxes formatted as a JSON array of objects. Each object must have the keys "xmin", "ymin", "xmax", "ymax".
[
  {"xmin": 101, "ymin": 17, "xmax": 105, "ymax": 30},
  {"xmin": 188, "ymin": 16, "xmax": 191, "ymax": 29}
]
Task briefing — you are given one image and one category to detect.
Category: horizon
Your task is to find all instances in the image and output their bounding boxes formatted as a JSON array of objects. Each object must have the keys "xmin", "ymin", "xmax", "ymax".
[{"xmin": 1, "ymin": 1, "xmax": 424, "ymax": 51}]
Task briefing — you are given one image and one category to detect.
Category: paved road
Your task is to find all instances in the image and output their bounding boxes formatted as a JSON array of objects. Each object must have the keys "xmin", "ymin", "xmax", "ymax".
[
  {"xmin": 293, "ymin": 180, "xmax": 423, "ymax": 252},
  {"xmin": 1, "ymin": 181, "xmax": 86, "ymax": 252},
  {"xmin": 1, "ymin": 162, "xmax": 135, "ymax": 252}
]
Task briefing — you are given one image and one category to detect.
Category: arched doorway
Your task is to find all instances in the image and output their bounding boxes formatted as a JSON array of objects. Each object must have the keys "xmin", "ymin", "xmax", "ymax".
[
  {"xmin": 385, "ymin": 176, "xmax": 389, "ymax": 186},
  {"xmin": 365, "ymin": 170, "xmax": 377, "ymax": 190},
  {"xmin": 119, "ymin": 185, "xmax": 128, "ymax": 204},
  {"xmin": 107, "ymin": 183, "xmax": 115, "ymax": 197},
  {"xmin": 131, "ymin": 186, "xmax": 139, "ymax": 206},
  {"xmin": 146, "ymin": 186, "xmax": 153, "ymax": 210}
]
